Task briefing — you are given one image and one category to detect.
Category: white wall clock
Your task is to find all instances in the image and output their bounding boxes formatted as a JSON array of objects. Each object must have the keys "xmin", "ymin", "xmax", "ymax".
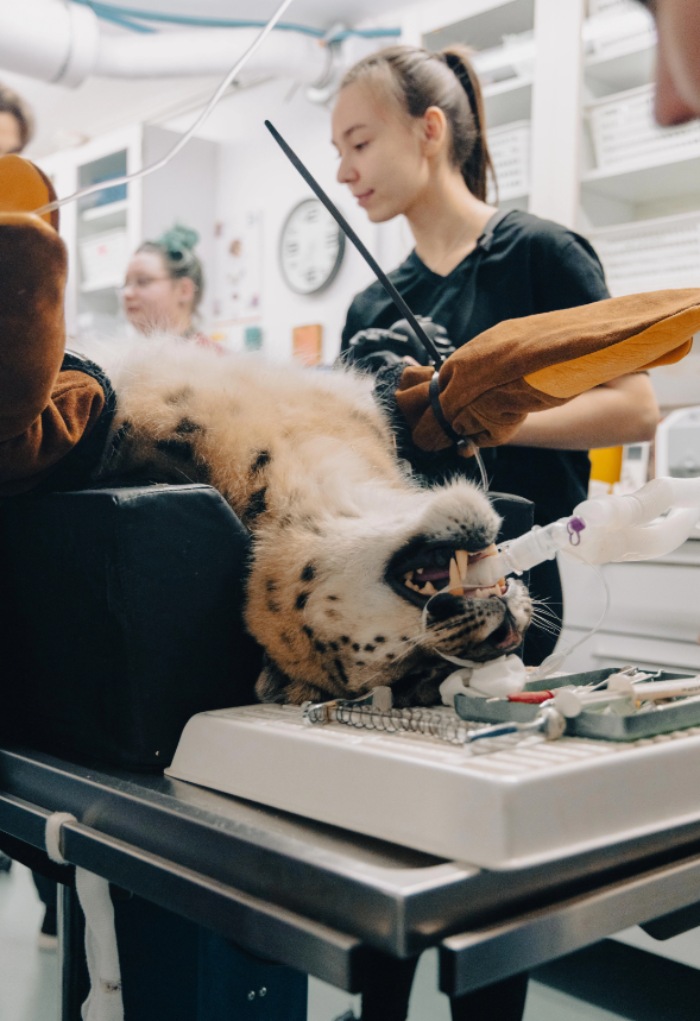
[{"xmin": 279, "ymin": 198, "xmax": 345, "ymax": 295}]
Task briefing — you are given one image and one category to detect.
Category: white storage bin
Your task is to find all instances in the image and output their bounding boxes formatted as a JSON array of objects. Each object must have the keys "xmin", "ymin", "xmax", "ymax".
[
  {"xmin": 78, "ymin": 228, "xmax": 129, "ymax": 291},
  {"xmin": 488, "ymin": 120, "xmax": 531, "ymax": 199},
  {"xmin": 587, "ymin": 0, "xmax": 639, "ymax": 16},
  {"xmin": 587, "ymin": 84, "xmax": 700, "ymax": 171},
  {"xmin": 588, "ymin": 211, "xmax": 700, "ymax": 295},
  {"xmin": 585, "ymin": 19, "xmax": 656, "ymax": 62}
]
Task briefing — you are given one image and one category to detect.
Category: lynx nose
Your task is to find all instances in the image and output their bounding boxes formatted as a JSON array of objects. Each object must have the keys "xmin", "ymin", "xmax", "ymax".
[{"xmin": 425, "ymin": 592, "xmax": 464, "ymax": 621}]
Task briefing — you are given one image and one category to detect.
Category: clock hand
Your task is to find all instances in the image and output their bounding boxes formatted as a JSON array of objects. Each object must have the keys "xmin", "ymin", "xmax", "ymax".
[{"xmin": 265, "ymin": 119, "xmax": 445, "ymax": 368}]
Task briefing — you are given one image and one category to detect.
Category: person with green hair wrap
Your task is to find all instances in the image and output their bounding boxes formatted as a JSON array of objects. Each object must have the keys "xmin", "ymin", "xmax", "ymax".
[{"xmin": 121, "ymin": 223, "xmax": 216, "ymax": 348}]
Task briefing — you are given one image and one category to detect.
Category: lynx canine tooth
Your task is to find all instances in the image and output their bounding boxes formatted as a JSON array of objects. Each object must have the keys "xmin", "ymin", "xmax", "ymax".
[
  {"xmin": 455, "ymin": 549, "xmax": 468, "ymax": 581},
  {"xmin": 448, "ymin": 556, "xmax": 464, "ymax": 596}
]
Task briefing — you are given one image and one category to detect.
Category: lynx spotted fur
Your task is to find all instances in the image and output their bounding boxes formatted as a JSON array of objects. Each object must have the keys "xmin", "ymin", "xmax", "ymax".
[{"xmin": 92, "ymin": 336, "xmax": 532, "ymax": 706}]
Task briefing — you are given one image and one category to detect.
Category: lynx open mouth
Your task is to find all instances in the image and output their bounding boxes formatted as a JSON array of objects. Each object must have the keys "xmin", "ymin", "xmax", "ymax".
[{"xmin": 386, "ymin": 539, "xmax": 506, "ymax": 608}]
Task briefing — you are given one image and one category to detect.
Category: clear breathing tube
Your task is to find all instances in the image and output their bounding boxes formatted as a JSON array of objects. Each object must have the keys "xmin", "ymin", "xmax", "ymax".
[
  {"xmin": 466, "ymin": 477, "xmax": 700, "ymax": 588},
  {"xmin": 34, "ymin": 0, "xmax": 297, "ymax": 217}
]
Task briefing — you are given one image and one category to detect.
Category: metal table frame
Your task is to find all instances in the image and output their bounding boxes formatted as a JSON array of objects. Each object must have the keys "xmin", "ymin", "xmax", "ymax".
[{"xmin": 2, "ymin": 744, "xmax": 700, "ymax": 1001}]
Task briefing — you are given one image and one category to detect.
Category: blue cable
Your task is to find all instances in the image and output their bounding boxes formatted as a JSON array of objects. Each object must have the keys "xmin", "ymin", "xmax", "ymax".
[
  {"xmin": 86, "ymin": 6, "xmax": 155, "ymax": 32},
  {"xmin": 73, "ymin": 0, "xmax": 401, "ymax": 42}
]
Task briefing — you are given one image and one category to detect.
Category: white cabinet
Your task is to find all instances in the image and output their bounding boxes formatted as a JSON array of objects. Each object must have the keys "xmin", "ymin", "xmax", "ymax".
[
  {"xmin": 578, "ymin": 4, "xmax": 700, "ymax": 405},
  {"xmin": 420, "ymin": 0, "xmax": 537, "ymax": 212},
  {"xmin": 39, "ymin": 124, "xmax": 218, "ymax": 338},
  {"xmin": 579, "ymin": 1, "xmax": 700, "ymax": 315},
  {"xmin": 408, "ymin": 0, "xmax": 699, "ymax": 410},
  {"xmin": 410, "ymin": 0, "xmax": 698, "ymax": 307},
  {"xmin": 558, "ymin": 541, "xmax": 700, "ymax": 675}
]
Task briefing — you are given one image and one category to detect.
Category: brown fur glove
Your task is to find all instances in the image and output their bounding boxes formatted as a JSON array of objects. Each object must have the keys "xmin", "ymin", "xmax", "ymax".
[
  {"xmin": 0, "ymin": 155, "xmax": 109, "ymax": 495},
  {"xmin": 396, "ymin": 289, "xmax": 700, "ymax": 452}
]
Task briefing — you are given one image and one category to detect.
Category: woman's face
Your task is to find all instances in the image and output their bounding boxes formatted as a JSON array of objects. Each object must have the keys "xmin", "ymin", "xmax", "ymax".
[
  {"xmin": 647, "ymin": 0, "xmax": 700, "ymax": 124},
  {"xmin": 0, "ymin": 111, "xmax": 22, "ymax": 155},
  {"xmin": 332, "ymin": 80, "xmax": 429, "ymax": 223},
  {"xmin": 121, "ymin": 250, "xmax": 189, "ymax": 334}
]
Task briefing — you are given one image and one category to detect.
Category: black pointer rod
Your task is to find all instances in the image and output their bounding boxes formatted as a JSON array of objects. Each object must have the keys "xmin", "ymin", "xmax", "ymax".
[{"xmin": 265, "ymin": 119, "xmax": 445, "ymax": 368}]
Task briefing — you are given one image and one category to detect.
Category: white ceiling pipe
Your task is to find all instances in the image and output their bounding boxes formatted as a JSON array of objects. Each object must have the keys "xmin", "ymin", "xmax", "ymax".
[
  {"xmin": 0, "ymin": 0, "xmax": 331, "ymax": 88},
  {"xmin": 0, "ymin": 0, "xmax": 100, "ymax": 86},
  {"xmin": 95, "ymin": 28, "xmax": 331, "ymax": 83}
]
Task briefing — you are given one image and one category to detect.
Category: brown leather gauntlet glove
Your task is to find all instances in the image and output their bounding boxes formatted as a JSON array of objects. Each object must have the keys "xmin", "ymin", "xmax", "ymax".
[
  {"xmin": 395, "ymin": 289, "xmax": 700, "ymax": 453},
  {"xmin": 0, "ymin": 155, "xmax": 109, "ymax": 494}
]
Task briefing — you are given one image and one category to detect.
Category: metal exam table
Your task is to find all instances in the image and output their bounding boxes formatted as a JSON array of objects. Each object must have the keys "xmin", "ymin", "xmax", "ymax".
[{"xmin": 2, "ymin": 743, "xmax": 700, "ymax": 1018}]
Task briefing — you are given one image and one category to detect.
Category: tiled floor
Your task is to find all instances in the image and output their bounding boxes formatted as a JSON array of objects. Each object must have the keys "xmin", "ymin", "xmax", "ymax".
[
  {"xmin": 0, "ymin": 862, "xmax": 58, "ymax": 1021},
  {"xmin": 3, "ymin": 858, "xmax": 700, "ymax": 1020},
  {"xmin": 307, "ymin": 951, "xmax": 630, "ymax": 1021}
]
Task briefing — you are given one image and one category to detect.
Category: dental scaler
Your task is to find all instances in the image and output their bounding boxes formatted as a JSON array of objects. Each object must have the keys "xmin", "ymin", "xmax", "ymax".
[{"xmin": 466, "ymin": 476, "xmax": 700, "ymax": 588}]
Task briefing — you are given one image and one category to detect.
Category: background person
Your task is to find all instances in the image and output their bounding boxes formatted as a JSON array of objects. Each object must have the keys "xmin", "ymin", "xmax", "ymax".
[
  {"xmin": 0, "ymin": 81, "xmax": 35, "ymax": 155},
  {"xmin": 121, "ymin": 223, "xmax": 216, "ymax": 347},
  {"xmin": 332, "ymin": 43, "xmax": 660, "ymax": 670},
  {"xmin": 640, "ymin": 0, "xmax": 700, "ymax": 123}
]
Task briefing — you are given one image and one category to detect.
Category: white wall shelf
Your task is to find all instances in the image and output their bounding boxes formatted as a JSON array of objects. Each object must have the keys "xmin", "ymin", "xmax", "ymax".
[
  {"xmin": 422, "ymin": 0, "xmax": 535, "ymax": 53},
  {"xmin": 483, "ymin": 77, "xmax": 533, "ymax": 127},
  {"xmin": 584, "ymin": 40, "xmax": 655, "ymax": 96},
  {"xmin": 81, "ymin": 199, "xmax": 129, "ymax": 223},
  {"xmin": 577, "ymin": 16, "xmax": 700, "ymax": 204},
  {"xmin": 587, "ymin": 210, "xmax": 700, "ymax": 295},
  {"xmin": 40, "ymin": 123, "xmax": 218, "ymax": 339},
  {"xmin": 582, "ymin": 154, "xmax": 700, "ymax": 206}
]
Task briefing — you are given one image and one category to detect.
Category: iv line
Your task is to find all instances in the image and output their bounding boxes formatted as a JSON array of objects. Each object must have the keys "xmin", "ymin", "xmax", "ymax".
[
  {"xmin": 34, "ymin": 0, "xmax": 298, "ymax": 217},
  {"xmin": 473, "ymin": 447, "xmax": 489, "ymax": 491},
  {"xmin": 529, "ymin": 562, "xmax": 611, "ymax": 680}
]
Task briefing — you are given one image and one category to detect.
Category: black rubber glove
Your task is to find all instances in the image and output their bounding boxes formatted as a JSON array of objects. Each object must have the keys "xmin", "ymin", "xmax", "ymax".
[{"xmin": 340, "ymin": 316, "xmax": 454, "ymax": 373}]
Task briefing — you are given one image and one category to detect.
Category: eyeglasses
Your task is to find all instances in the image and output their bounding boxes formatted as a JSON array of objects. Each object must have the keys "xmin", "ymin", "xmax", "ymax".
[{"xmin": 119, "ymin": 276, "xmax": 171, "ymax": 292}]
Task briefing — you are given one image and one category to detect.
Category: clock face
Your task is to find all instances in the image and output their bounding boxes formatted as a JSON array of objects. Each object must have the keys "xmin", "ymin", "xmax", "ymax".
[{"xmin": 279, "ymin": 198, "xmax": 345, "ymax": 295}]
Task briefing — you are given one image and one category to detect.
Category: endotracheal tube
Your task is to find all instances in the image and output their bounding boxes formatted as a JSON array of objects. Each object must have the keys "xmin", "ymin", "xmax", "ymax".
[{"xmin": 466, "ymin": 476, "xmax": 700, "ymax": 588}]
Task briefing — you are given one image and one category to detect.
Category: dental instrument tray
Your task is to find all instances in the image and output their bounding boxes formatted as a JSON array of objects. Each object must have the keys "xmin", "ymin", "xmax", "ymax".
[
  {"xmin": 454, "ymin": 667, "xmax": 700, "ymax": 742},
  {"xmin": 167, "ymin": 676, "xmax": 700, "ymax": 869}
]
